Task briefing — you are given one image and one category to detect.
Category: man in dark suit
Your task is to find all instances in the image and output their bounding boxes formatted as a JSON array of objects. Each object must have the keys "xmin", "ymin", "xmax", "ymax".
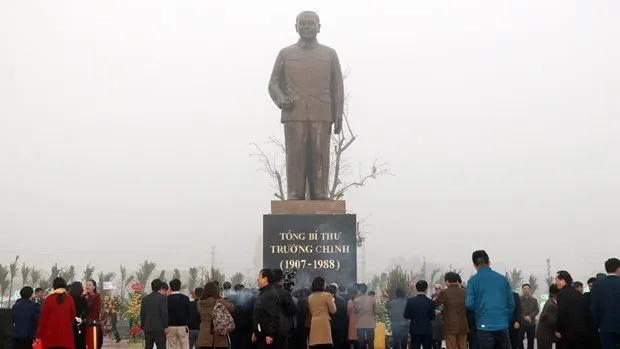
[
  {"xmin": 591, "ymin": 258, "xmax": 620, "ymax": 349},
  {"xmin": 11, "ymin": 286, "xmax": 40, "ymax": 349},
  {"xmin": 188, "ymin": 287, "xmax": 202, "ymax": 349},
  {"xmin": 33, "ymin": 288, "xmax": 45, "ymax": 306},
  {"xmin": 583, "ymin": 276, "xmax": 602, "ymax": 349},
  {"xmin": 327, "ymin": 285, "xmax": 348, "ymax": 349},
  {"xmin": 509, "ymin": 292, "xmax": 522, "ymax": 349},
  {"xmin": 555, "ymin": 270, "xmax": 587, "ymax": 348},
  {"xmin": 404, "ymin": 280, "xmax": 435, "ymax": 349},
  {"xmin": 141, "ymin": 279, "xmax": 169, "ymax": 349}
]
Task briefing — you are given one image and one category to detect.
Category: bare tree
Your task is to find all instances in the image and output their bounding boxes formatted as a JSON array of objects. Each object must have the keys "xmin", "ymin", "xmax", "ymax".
[
  {"xmin": 505, "ymin": 268, "xmax": 524, "ymax": 291},
  {"xmin": 60, "ymin": 265, "xmax": 77, "ymax": 283},
  {"xmin": 119, "ymin": 265, "xmax": 135, "ymax": 300},
  {"xmin": 369, "ymin": 272, "xmax": 388, "ymax": 293},
  {"xmin": 0, "ymin": 265, "xmax": 9, "ymax": 307},
  {"xmin": 209, "ymin": 267, "xmax": 225, "ymax": 285},
  {"xmin": 410, "ymin": 257, "xmax": 441, "ymax": 284},
  {"xmin": 39, "ymin": 279, "xmax": 51, "ymax": 291},
  {"xmin": 385, "ymin": 266, "xmax": 414, "ymax": 298},
  {"xmin": 447, "ymin": 265, "xmax": 463, "ymax": 278},
  {"xmin": 230, "ymin": 272, "xmax": 244, "ymax": 286},
  {"xmin": 49, "ymin": 263, "xmax": 62, "ymax": 287},
  {"xmin": 136, "ymin": 260, "xmax": 157, "ymax": 287},
  {"xmin": 545, "ymin": 259, "xmax": 554, "ymax": 286},
  {"xmin": 7, "ymin": 256, "xmax": 19, "ymax": 307},
  {"xmin": 172, "ymin": 269, "xmax": 186, "ymax": 290},
  {"xmin": 187, "ymin": 267, "xmax": 199, "ymax": 292},
  {"xmin": 158, "ymin": 270, "xmax": 167, "ymax": 283},
  {"xmin": 198, "ymin": 267, "xmax": 209, "ymax": 286},
  {"xmin": 429, "ymin": 267, "xmax": 443, "ymax": 287},
  {"xmin": 251, "ymin": 74, "xmax": 389, "ymax": 201},
  {"xmin": 83, "ymin": 264, "xmax": 96, "ymax": 282},
  {"xmin": 528, "ymin": 274, "xmax": 539, "ymax": 295},
  {"xmin": 30, "ymin": 267, "xmax": 41, "ymax": 287},
  {"xmin": 20, "ymin": 263, "xmax": 30, "ymax": 288}
]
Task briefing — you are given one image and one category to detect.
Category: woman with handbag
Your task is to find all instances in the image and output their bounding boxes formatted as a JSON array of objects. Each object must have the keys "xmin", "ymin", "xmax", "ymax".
[{"xmin": 196, "ymin": 282, "xmax": 235, "ymax": 349}]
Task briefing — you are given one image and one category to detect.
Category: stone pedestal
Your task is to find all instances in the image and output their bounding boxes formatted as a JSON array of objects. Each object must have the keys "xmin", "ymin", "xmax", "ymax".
[
  {"xmin": 270, "ymin": 200, "xmax": 346, "ymax": 214},
  {"xmin": 263, "ymin": 200, "xmax": 357, "ymax": 288}
]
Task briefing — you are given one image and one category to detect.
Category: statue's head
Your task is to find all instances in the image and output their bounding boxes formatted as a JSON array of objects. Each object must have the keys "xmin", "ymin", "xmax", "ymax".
[{"xmin": 295, "ymin": 11, "xmax": 320, "ymax": 40}]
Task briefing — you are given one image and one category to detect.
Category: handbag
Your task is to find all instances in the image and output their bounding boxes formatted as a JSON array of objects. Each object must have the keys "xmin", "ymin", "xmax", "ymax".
[{"xmin": 32, "ymin": 339, "xmax": 43, "ymax": 349}]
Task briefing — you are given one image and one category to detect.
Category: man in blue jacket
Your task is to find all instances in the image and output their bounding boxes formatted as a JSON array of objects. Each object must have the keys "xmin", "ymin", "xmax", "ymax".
[{"xmin": 465, "ymin": 250, "xmax": 514, "ymax": 349}]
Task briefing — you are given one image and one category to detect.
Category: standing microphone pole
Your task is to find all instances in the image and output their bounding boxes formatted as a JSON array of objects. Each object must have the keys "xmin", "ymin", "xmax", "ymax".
[{"xmin": 86, "ymin": 320, "xmax": 100, "ymax": 349}]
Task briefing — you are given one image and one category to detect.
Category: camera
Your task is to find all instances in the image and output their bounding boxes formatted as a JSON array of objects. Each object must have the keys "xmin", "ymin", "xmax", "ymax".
[{"xmin": 282, "ymin": 268, "xmax": 297, "ymax": 291}]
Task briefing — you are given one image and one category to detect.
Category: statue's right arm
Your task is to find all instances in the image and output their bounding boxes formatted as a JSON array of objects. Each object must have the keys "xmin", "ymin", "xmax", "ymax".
[{"xmin": 268, "ymin": 50, "xmax": 286, "ymax": 108}]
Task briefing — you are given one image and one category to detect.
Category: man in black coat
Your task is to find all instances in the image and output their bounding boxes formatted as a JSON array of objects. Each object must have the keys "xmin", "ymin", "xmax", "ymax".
[
  {"xmin": 583, "ymin": 277, "xmax": 602, "ymax": 349},
  {"xmin": 327, "ymin": 285, "xmax": 348, "ymax": 349},
  {"xmin": 140, "ymin": 279, "xmax": 169, "ymax": 349},
  {"xmin": 230, "ymin": 285, "xmax": 255, "ymax": 349},
  {"xmin": 555, "ymin": 270, "xmax": 587, "ymax": 348},
  {"xmin": 404, "ymin": 280, "xmax": 436, "ymax": 349},
  {"xmin": 273, "ymin": 269, "xmax": 298, "ymax": 349},
  {"xmin": 509, "ymin": 292, "xmax": 522, "ymax": 349},
  {"xmin": 253, "ymin": 269, "xmax": 283, "ymax": 349}
]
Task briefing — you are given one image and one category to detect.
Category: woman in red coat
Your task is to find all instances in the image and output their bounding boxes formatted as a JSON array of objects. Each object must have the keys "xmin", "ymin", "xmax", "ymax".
[
  {"xmin": 37, "ymin": 277, "xmax": 76, "ymax": 349},
  {"xmin": 84, "ymin": 279, "xmax": 103, "ymax": 349}
]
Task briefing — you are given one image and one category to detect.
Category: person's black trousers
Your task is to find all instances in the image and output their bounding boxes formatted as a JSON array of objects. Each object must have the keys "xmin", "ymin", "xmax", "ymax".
[
  {"xmin": 331, "ymin": 330, "xmax": 347, "ymax": 349},
  {"xmin": 518, "ymin": 325, "xmax": 535, "ymax": 349},
  {"xmin": 391, "ymin": 325, "xmax": 408, "ymax": 349},
  {"xmin": 230, "ymin": 330, "xmax": 253, "ymax": 349},
  {"xmin": 410, "ymin": 334, "xmax": 433, "ymax": 349},
  {"xmin": 508, "ymin": 327, "xmax": 520, "ymax": 349},
  {"xmin": 13, "ymin": 339, "xmax": 33, "ymax": 349},
  {"xmin": 145, "ymin": 330, "xmax": 167, "ymax": 349}
]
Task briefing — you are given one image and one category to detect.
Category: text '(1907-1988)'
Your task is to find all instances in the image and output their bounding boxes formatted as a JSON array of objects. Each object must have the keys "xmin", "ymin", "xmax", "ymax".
[{"xmin": 269, "ymin": 231, "xmax": 351, "ymax": 271}]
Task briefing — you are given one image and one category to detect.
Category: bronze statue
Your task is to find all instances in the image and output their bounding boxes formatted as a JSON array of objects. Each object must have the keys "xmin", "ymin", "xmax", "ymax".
[{"xmin": 268, "ymin": 11, "xmax": 344, "ymax": 201}]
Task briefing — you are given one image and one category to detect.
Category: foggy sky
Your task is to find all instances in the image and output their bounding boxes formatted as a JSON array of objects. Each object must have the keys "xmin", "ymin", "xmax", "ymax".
[{"xmin": 1, "ymin": 0, "xmax": 619, "ymax": 283}]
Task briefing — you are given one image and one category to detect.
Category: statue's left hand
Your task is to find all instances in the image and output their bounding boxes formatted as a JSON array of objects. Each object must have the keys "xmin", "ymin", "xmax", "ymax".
[{"xmin": 334, "ymin": 118, "xmax": 342, "ymax": 134}]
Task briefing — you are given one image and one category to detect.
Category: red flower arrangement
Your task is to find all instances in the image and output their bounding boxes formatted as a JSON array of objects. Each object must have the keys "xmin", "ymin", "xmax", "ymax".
[{"xmin": 129, "ymin": 324, "xmax": 143, "ymax": 339}]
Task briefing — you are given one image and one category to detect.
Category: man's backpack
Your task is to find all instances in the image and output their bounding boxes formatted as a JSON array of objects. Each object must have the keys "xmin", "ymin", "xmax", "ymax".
[{"xmin": 212, "ymin": 301, "xmax": 235, "ymax": 336}]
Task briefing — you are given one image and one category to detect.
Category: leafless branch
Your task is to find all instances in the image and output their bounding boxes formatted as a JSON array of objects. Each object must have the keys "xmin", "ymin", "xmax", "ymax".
[
  {"xmin": 332, "ymin": 159, "xmax": 392, "ymax": 200},
  {"xmin": 250, "ymin": 141, "xmax": 285, "ymax": 200}
]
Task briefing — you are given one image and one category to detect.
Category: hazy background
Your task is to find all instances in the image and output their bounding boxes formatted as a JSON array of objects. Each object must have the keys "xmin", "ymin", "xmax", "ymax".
[{"xmin": 1, "ymin": 0, "xmax": 618, "ymax": 281}]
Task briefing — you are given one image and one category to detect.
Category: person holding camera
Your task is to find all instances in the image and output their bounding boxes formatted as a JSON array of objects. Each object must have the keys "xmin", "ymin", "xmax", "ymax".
[{"xmin": 273, "ymin": 269, "xmax": 299, "ymax": 349}]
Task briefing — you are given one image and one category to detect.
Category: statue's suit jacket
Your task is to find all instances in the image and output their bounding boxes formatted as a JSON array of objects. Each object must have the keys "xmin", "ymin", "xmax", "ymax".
[{"xmin": 269, "ymin": 39, "xmax": 344, "ymax": 124}]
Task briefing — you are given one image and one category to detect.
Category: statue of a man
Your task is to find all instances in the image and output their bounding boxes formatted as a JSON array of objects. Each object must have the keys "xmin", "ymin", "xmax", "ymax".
[{"xmin": 268, "ymin": 11, "xmax": 344, "ymax": 201}]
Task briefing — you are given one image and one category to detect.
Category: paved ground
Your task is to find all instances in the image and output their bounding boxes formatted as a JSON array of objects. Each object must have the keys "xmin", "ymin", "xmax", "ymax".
[{"xmin": 101, "ymin": 340, "xmax": 129, "ymax": 349}]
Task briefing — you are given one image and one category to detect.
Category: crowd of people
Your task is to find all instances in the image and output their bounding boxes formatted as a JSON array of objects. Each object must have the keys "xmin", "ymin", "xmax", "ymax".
[
  {"xmin": 9, "ymin": 250, "xmax": 620, "ymax": 349},
  {"xmin": 11, "ymin": 278, "xmax": 107, "ymax": 349}
]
